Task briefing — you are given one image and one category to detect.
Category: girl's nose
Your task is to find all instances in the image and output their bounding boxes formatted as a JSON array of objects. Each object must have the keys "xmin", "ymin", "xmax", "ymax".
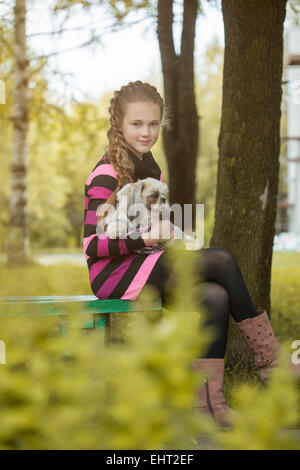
[{"xmin": 141, "ymin": 126, "xmax": 150, "ymax": 136}]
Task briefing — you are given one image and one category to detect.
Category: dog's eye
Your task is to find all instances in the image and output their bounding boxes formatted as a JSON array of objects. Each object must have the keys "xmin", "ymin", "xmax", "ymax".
[
  {"xmin": 149, "ymin": 191, "xmax": 159, "ymax": 203},
  {"xmin": 160, "ymin": 196, "xmax": 166, "ymax": 203}
]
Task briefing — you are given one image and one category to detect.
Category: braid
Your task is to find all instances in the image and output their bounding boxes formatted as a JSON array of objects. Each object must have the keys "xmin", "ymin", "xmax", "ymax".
[
  {"xmin": 107, "ymin": 91, "xmax": 134, "ymax": 188},
  {"xmin": 106, "ymin": 81, "xmax": 166, "ymax": 188}
]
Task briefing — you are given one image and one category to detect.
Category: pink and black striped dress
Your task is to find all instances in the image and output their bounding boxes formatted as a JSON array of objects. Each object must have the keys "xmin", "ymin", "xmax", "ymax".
[{"xmin": 83, "ymin": 149, "xmax": 166, "ymax": 300}]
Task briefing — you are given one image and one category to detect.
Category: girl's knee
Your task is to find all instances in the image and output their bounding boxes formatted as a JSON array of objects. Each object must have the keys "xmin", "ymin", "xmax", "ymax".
[
  {"xmin": 214, "ymin": 248, "xmax": 237, "ymax": 271},
  {"xmin": 200, "ymin": 282, "xmax": 230, "ymax": 315}
]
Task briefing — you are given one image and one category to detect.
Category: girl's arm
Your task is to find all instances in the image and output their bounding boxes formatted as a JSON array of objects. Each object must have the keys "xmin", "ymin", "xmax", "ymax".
[{"xmin": 83, "ymin": 172, "xmax": 146, "ymax": 259}]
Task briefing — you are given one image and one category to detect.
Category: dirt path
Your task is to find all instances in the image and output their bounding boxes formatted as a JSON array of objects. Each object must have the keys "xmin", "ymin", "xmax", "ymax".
[{"xmin": 33, "ymin": 253, "xmax": 86, "ymax": 266}]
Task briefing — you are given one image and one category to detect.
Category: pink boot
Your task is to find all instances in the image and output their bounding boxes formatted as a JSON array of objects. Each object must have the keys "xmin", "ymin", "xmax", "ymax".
[
  {"xmin": 191, "ymin": 358, "xmax": 236, "ymax": 428},
  {"xmin": 237, "ymin": 310, "xmax": 300, "ymax": 384}
]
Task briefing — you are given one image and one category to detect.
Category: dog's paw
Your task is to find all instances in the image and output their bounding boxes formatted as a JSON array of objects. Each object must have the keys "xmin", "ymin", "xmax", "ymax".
[{"xmin": 118, "ymin": 223, "xmax": 128, "ymax": 238}]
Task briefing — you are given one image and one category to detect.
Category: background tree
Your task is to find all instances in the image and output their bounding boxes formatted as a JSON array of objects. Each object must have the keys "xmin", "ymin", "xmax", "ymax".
[
  {"xmin": 210, "ymin": 0, "xmax": 288, "ymax": 371},
  {"xmin": 157, "ymin": 0, "xmax": 199, "ymax": 220},
  {"xmin": 7, "ymin": 0, "xmax": 30, "ymax": 265},
  {"xmin": 1, "ymin": 0, "xmax": 108, "ymax": 263},
  {"xmin": 55, "ymin": 0, "xmax": 202, "ymax": 223}
]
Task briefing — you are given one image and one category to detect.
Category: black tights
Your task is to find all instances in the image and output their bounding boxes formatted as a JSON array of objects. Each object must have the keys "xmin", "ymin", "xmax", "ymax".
[{"xmin": 145, "ymin": 248, "xmax": 260, "ymax": 358}]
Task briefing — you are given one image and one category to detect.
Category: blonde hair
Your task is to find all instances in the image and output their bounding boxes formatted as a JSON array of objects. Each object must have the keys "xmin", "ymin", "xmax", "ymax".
[
  {"xmin": 98, "ymin": 81, "xmax": 170, "ymax": 227},
  {"xmin": 105, "ymin": 80, "xmax": 168, "ymax": 189}
]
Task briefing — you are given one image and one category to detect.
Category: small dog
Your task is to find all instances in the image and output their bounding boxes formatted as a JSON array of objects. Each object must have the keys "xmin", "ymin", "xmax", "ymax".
[{"xmin": 97, "ymin": 177, "xmax": 201, "ymax": 251}]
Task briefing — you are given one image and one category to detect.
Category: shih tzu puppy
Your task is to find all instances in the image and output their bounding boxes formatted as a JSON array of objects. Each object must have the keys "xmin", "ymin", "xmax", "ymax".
[{"xmin": 97, "ymin": 177, "xmax": 201, "ymax": 252}]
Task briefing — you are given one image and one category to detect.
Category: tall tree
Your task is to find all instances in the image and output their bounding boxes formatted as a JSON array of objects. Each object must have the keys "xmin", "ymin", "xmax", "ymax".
[
  {"xmin": 7, "ymin": 0, "xmax": 30, "ymax": 264},
  {"xmin": 157, "ymin": 0, "xmax": 199, "ymax": 222},
  {"xmin": 59, "ymin": 0, "xmax": 201, "ymax": 222},
  {"xmin": 3, "ymin": 0, "xmax": 106, "ymax": 264},
  {"xmin": 210, "ymin": 0, "xmax": 288, "ymax": 371}
]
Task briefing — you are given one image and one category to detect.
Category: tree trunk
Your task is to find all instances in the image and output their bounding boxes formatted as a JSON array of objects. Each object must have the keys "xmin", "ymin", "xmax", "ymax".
[
  {"xmin": 6, "ymin": 0, "xmax": 30, "ymax": 265},
  {"xmin": 210, "ymin": 0, "xmax": 287, "ymax": 371},
  {"xmin": 157, "ymin": 0, "xmax": 199, "ymax": 229}
]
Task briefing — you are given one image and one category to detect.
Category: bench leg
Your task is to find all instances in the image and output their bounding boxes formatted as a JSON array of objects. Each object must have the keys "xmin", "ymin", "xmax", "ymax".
[
  {"xmin": 94, "ymin": 313, "xmax": 111, "ymax": 346},
  {"xmin": 104, "ymin": 312, "xmax": 111, "ymax": 346}
]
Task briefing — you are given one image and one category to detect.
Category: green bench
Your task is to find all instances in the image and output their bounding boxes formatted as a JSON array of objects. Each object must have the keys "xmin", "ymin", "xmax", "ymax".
[{"xmin": 0, "ymin": 295, "xmax": 162, "ymax": 345}]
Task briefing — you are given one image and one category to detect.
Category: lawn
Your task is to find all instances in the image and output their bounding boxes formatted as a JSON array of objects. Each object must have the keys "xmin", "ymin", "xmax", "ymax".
[
  {"xmin": 271, "ymin": 252, "xmax": 300, "ymax": 342},
  {"xmin": 0, "ymin": 250, "xmax": 299, "ymax": 433},
  {"xmin": 0, "ymin": 251, "xmax": 299, "ymax": 343}
]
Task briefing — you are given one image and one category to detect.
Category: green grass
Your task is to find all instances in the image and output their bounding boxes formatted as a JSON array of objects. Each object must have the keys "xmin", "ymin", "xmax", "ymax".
[
  {"xmin": 0, "ymin": 263, "xmax": 91, "ymax": 297},
  {"xmin": 223, "ymin": 251, "xmax": 300, "ymax": 403},
  {"xmin": 0, "ymin": 250, "xmax": 299, "ymax": 344},
  {"xmin": 0, "ymin": 251, "xmax": 299, "ymax": 341},
  {"xmin": 271, "ymin": 252, "xmax": 300, "ymax": 343},
  {"xmin": 0, "ymin": 250, "xmax": 299, "ymax": 414},
  {"xmin": 30, "ymin": 247, "xmax": 84, "ymax": 255}
]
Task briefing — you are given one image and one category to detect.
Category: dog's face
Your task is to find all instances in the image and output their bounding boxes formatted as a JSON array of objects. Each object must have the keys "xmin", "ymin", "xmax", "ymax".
[{"xmin": 117, "ymin": 177, "xmax": 170, "ymax": 228}]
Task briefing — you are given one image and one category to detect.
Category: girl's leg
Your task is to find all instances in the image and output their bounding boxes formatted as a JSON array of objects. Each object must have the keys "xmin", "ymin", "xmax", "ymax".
[
  {"xmin": 192, "ymin": 282, "xmax": 235, "ymax": 427},
  {"xmin": 199, "ymin": 281, "xmax": 230, "ymax": 359},
  {"xmin": 145, "ymin": 252, "xmax": 235, "ymax": 426},
  {"xmin": 196, "ymin": 249, "xmax": 299, "ymax": 384},
  {"xmin": 146, "ymin": 254, "xmax": 230, "ymax": 358},
  {"xmin": 146, "ymin": 247, "xmax": 259, "ymax": 323},
  {"xmin": 198, "ymin": 248, "xmax": 260, "ymax": 322}
]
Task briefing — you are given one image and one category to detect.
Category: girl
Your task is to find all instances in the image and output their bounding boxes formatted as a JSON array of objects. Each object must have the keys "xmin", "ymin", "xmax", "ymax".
[{"xmin": 83, "ymin": 80, "xmax": 298, "ymax": 428}]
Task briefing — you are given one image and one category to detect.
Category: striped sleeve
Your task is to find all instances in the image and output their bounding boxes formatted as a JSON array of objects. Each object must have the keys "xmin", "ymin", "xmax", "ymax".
[{"xmin": 83, "ymin": 165, "xmax": 146, "ymax": 259}]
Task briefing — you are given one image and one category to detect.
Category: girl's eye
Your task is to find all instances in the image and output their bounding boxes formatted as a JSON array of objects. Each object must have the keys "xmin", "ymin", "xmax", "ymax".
[{"xmin": 131, "ymin": 122, "xmax": 159, "ymax": 127}]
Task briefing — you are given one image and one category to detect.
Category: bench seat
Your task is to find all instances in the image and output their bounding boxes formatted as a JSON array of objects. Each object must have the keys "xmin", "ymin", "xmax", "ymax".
[{"xmin": 0, "ymin": 295, "xmax": 162, "ymax": 345}]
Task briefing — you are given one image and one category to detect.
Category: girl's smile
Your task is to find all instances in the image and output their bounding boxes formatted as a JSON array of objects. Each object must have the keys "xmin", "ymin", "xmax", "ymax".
[{"xmin": 121, "ymin": 101, "xmax": 161, "ymax": 158}]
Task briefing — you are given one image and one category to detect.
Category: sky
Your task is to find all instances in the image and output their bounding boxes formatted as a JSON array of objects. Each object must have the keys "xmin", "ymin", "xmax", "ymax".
[{"xmin": 25, "ymin": 0, "xmax": 224, "ymax": 102}]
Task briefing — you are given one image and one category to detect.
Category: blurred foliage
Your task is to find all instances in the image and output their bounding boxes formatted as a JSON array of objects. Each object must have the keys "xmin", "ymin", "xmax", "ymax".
[
  {"xmin": 1, "ymin": 4, "xmax": 300, "ymax": 449},
  {"xmin": 270, "ymin": 252, "xmax": 300, "ymax": 343},
  {"xmin": 215, "ymin": 346, "xmax": 300, "ymax": 450},
  {"xmin": 2, "ymin": 16, "xmax": 287, "ymax": 251},
  {"xmin": 0, "ymin": 17, "xmax": 110, "ymax": 251},
  {"xmin": 0, "ymin": 264, "xmax": 90, "ymax": 297},
  {"xmin": 0, "ymin": 246, "xmax": 217, "ymax": 450},
  {"xmin": 0, "ymin": 6, "xmax": 225, "ymax": 253},
  {"xmin": 0, "ymin": 250, "xmax": 300, "ymax": 449}
]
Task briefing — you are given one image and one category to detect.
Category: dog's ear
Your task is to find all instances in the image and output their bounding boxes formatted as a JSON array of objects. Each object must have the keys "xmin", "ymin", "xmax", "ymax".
[
  {"xmin": 160, "ymin": 182, "xmax": 169, "ymax": 196},
  {"xmin": 135, "ymin": 180, "xmax": 145, "ymax": 200},
  {"xmin": 97, "ymin": 186, "xmax": 119, "ymax": 227},
  {"xmin": 117, "ymin": 182, "xmax": 142, "ymax": 207}
]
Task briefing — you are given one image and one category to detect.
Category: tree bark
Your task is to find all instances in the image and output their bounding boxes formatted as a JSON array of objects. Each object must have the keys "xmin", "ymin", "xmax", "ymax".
[
  {"xmin": 211, "ymin": 0, "xmax": 287, "ymax": 371},
  {"xmin": 157, "ymin": 0, "xmax": 199, "ymax": 228},
  {"xmin": 6, "ymin": 0, "xmax": 30, "ymax": 265}
]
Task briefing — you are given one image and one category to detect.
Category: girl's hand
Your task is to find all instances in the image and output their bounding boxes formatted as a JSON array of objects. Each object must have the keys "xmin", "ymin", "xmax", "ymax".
[{"xmin": 142, "ymin": 220, "xmax": 174, "ymax": 246}]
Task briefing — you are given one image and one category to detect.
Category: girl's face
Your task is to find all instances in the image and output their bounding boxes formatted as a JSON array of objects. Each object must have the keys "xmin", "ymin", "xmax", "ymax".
[{"xmin": 121, "ymin": 101, "xmax": 161, "ymax": 158}]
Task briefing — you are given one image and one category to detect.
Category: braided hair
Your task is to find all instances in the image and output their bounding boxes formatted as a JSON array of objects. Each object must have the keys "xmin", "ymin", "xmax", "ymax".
[
  {"xmin": 106, "ymin": 80, "xmax": 166, "ymax": 189},
  {"xmin": 98, "ymin": 81, "xmax": 171, "ymax": 227}
]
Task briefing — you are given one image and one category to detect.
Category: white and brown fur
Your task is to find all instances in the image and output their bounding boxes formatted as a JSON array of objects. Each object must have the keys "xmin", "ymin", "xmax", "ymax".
[
  {"xmin": 97, "ymin": 177, "xmax": 201, "ymax": 250},
  {"xmin": 97, "ymin": 178, "xmax": 170, "ymax": 239}
]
